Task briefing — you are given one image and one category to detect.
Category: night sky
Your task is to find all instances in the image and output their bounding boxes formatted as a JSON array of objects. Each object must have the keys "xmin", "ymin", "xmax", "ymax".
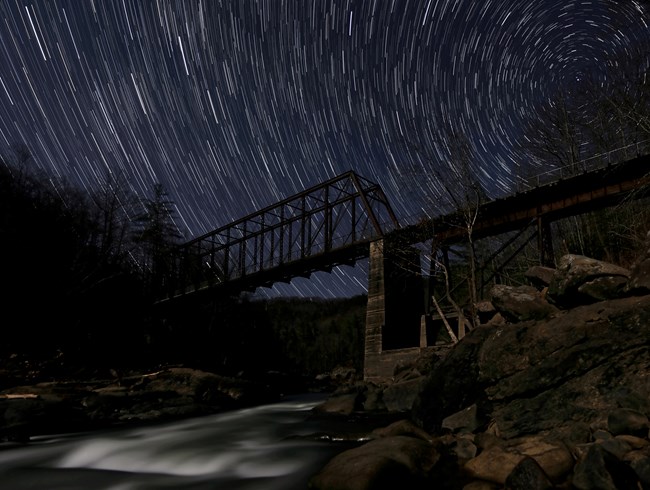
[{"xmin": 1, "ymin": 0, "xmax": 648, "ymax": 298}]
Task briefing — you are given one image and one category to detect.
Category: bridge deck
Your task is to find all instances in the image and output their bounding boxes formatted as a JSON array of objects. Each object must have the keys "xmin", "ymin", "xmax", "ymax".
[
  {"xmin": 155, "ymin": 155, "xmax": 650, "ymax": 302},
  {"xmin": 396, "ymin": 154, "xmax": 650, "ymax": 247}
]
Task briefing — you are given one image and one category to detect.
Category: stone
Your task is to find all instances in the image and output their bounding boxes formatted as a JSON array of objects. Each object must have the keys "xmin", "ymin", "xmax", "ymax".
[
  {"xmin": 412, "ymin": 325, "xmax": 494, "ymax": 433},
  {"xmin": 371, "ymin": 419, "xmax": 432, "ymax": 442},
  {"xmin": 525, "ymin": 266, "xmax": 556, "ymax": 289},
  {"xmin": 452, "ymin": 436, "xmax": 478, "ymax": 461},
  {"xmin": 474, "ymin": 432, "xmax": 505, "ymax": 451},
  {"xmin": 504, "ymin": 456, "xmax": 553, "ymax": 490},
  {"xmin": 510, "ymin": 437, "xmax": 574, "ymax": 482},
  {"xmin": 361, "ymin": 384, "xmax": 386, "ymax": 412},
  {"xmin": 442, "ymin": 404, "xmax": 481, "ymax": 434},
  {"xmin": 462, "ymin": 482, "xmax": 499, "ymax": 490},
  {"xmin": 489, "ymin": 284, "xmax": 558, "ymax": 322},
  {"xmin": 312, "ymin": 393, "xmax": 359, "ymax": 416},
  {"xmin": 599, "ymin": 437, "xmax": 633, "ymax": 460},
  {"xmin": 572, "ymin": 443, "xmax": 639, "ymax": 490},
  {"xmin": 308, "ymin": 435, "xmax": 439, "ymax": 490},
  {"xmin": 381, "ymin": 377, "xmax": 424, "ymax": 413},
  {"xmin": 572, "ymin": 444, "xmax": 618, "ymax": 490},
  {"xmin": 616, "ymin": 434, "xmax": 649, "ymax": 449},
  {"xmin": 624, "ymin": 448, "xmax": 650, "ymax": 486},
  {"xmin": 577, "ymin": 276, "xmax": 628, "ymax": 302},
  {"xmin": 608, "ymin": 408, "xmax": 649, "ymax": 437},
  {"xmin": 464, "ymin": 446, "xmax": 525, "ymax": 485},
  {"xmin": 476, "ymin": 301, "xmax": 497, "ymax": 324},
  {"xmin": 592, "ymin": 429, "xmax": 612, "ymax": 441},
  {"xmin": 547, "ymin": 254, "xmax": 630, "ymax": 308}
]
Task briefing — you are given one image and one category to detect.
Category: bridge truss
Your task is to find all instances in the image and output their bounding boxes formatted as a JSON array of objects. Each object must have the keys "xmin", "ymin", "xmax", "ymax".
[{"xmin": 159, "ymin": 171, "xmax": 399, "ymax": 300}]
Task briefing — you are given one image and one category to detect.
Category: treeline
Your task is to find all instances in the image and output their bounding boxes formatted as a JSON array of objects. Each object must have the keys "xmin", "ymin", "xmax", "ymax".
[
  {"xmin": 156, "ymin": 295, "xmax": 366, "ymax": 378},
  {"xmin": 0, "ymin": 146, "xmax": 178, "ymax": 371},
  {"xmin": 0, "ymin": 149, "xmax": 366, "ymax": 379}
]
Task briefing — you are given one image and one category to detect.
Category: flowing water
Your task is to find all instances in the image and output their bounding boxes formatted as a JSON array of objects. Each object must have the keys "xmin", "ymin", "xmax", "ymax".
[{"xmin": 0, "ymin": 394, "xmax": 363, "ymax": 490}]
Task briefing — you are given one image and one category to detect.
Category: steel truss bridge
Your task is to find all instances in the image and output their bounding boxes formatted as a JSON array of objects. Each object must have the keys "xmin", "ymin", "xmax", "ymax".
[
  {"xmin": 156, "ymin": 171, "xmax": 399, "ymax": 301},
  {"xmin": 155, "ymin": 154, "xmax": 650, "ymax": 303}
]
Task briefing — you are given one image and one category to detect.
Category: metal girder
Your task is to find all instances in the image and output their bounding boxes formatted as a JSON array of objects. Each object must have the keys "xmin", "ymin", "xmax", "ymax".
[{"xmin": 159, "ymin": 171, "xmax": 399, "ymax": 301}]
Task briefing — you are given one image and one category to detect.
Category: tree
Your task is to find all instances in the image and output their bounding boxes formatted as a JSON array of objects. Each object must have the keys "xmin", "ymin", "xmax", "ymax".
[
  {"xmin": 89, "ymin": 170, "xmax": 138, "ymax": 268},
  {"xmin": 400, "ymin": 126, "xmax": 489, "ymax": 339},
  {"xmin": 516, "ymin": 34, "xmax": 650, "ymax": 263},
  {"xmin": 518, "ymin": 90, "xmax": 587, "ymax": 179},
  {"xmin": 133, "ymin": 183, "xmax": 183, "ymax": 295}
]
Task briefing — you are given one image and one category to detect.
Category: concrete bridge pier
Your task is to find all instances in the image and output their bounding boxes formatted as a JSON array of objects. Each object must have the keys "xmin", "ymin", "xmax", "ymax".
[{"xmin": 364, "ymin": 239, "xmax": 425, "ymax": 381}]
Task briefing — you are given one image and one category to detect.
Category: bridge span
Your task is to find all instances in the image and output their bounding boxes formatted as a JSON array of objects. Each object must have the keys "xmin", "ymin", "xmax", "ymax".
[
  {"xmin": 156, "ymin": 170, "xmax": 399, "ymax": 302},
  {"xmin": 154, "ymin": 154, "xmax": 650, "ymax": 380}
]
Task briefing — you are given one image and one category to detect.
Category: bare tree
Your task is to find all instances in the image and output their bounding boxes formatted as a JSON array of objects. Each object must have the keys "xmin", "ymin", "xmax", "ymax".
[
  {"xmin": 400, "ymin": 126, "xmax": 488, "ymax": 338},
  {"xmin": 518, "ymin": 90, "xmax": 588, "ymax": 178},
  {"xmin": 133, "ymin": 183, "xmax": 184, "ymax": 294},
  {"xmin": 90, "ymin": 170, "xmax": 139, "ymax": 267}
]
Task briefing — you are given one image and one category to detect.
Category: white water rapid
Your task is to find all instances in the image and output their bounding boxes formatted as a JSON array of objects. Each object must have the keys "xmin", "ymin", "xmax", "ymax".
[{"xmin": 0, "ymin": 394, "xmax": 358, "ymax": 490}]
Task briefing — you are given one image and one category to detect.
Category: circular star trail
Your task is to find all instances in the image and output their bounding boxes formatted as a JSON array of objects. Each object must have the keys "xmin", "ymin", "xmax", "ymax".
[{"xmin": 0, "ymin": 0, "xmax": 648, "ymax": 297}]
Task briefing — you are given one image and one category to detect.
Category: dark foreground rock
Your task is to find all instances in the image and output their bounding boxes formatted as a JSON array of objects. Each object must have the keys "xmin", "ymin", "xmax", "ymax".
[{"xmin": 310, "ymin": 237, "xmax": 650, "ymax": 489}]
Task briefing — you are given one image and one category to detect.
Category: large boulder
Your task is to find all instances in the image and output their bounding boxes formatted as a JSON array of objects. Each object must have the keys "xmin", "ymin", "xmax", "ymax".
[
  {"xmin": 524, "ymin": 265, "xmax": 556, "ymax": 289},
  {"xmin": 308, "ymin": 435, "xmax": 439, "ymax": 490},
  {"xmin": 547, "ymin": 254, "xmax": 630, "ymax": 308},
  {"xmin": 412, "ymin": 294, "xmax": 650, "ymax": 440},
  {"xmin": 489, "ymin": 284, "xmax": 558, "ymax": 322}
]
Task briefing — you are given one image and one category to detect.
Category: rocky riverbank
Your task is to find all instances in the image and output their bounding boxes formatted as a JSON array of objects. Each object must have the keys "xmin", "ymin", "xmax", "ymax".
[
  {"xmin": 308, "ymin": 233, "xmax": 650, "ymax": 489},
  {"xmin": 0, "ymin": 365, "xmax": 317, "ymax": 442},
  {"xmin": 3, "ymin": 235, "xmax": 650, "ymax": 488}
]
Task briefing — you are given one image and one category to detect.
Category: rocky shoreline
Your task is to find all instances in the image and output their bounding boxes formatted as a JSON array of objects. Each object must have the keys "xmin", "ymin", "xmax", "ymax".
[
  {"xmin": 3, "ymin": 234, "xmax": 650, "ymax": 488},
  {"xmin": 0, "ymin": 365, "xmax": 310, "ymax": 443},
  {"xmin": 308, "ymin": 234, "xmax": 650, "ymax": 489}
]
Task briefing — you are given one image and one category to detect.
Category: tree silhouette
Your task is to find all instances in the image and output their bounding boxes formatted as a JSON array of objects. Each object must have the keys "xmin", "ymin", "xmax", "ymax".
[{"xmin": 133, "ymin": 183, "xmax": 183, "ymax": 295}]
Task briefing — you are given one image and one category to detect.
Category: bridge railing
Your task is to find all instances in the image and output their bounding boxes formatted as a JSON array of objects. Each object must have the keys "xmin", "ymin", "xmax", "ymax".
[{"xmin": 514, "ymin": 139, "xmax": 650, "ymax": 192}]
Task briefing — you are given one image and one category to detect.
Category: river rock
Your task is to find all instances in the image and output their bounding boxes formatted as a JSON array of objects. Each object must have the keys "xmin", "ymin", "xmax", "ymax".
[
  {"xmin": 441, "ymin": 403, "xmax": 480, "ymax": 434},
  {"xmin": 624, "ymin": 448, "xmax": 650, "ymax": 486},
  {"xmin": 310, "ymin": 245, "xmax": 650, "ymax": 489},
  {"xmin": 547, "ymin": 254, "xmax": 630, "ymax": 307},
  {"xmin": 504, "ymin": 456, "xmax": 554, "ymax": 490},
  {"xmin": 370, "ymin": 419, "xmax": 432, "ymax": 442},
  {"xmin": 509, "ymin": 436, "xmax": 574, "ymax": 482},
  {"xmin": 308, "ymin": 435, "xmax": 439, "ymax": 490},
  {"xmin": 413, "ymin": 293, "xmax": 650, "ymax": 440},
  {"xmin": 312, "ymin": 393, "xmax": 359, "ymax": 416},
  {"xmin": 489, "ymin": 285, "xmax": 558, "ymax": 322},
  {"xmin": 381, "ymin": 377, "xmax": 424, "ymax": 413},
  {"xmin": 608, "ymin": 408, "xmax": 650, "ymax": 437},
  {"xmin": 464, "ymin": 445, "xmax": 525, "ymax": 485},
  {"xmin": 524, "ymin": 265, "xmax": 556, "ymax": 288},
  {"xmin": 571, "ymin": 443, "xmax": 640, "ymax": 490}
]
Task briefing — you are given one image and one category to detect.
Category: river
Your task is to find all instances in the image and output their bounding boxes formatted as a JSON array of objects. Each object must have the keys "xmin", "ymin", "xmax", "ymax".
[{"xmin": 0, "ymin": 394, "xmax": 365, "ymax": 490}]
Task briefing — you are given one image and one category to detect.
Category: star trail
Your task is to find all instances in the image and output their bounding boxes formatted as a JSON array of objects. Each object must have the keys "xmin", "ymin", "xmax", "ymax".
[{"xmin": 0, "ymin": 0, "xmax": 648, "ymax": 297}]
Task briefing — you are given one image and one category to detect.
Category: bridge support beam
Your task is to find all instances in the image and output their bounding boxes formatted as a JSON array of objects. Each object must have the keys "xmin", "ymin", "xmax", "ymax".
[
  {"xmin": 364, "ymin": 239, "xmax": 425, "ymax": 381},
  {"xmin": 537, "ymin": 216, "xmax": 555, "ymax": 267},
  {"xmin": 363, "ymin": 240, "xmax": 385, "ymax": 380}
]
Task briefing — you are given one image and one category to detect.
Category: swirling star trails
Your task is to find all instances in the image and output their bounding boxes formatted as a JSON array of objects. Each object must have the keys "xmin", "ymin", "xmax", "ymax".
[{"xmin": 0, "ymin": 0, "xmax": 646, "ymax": 298}]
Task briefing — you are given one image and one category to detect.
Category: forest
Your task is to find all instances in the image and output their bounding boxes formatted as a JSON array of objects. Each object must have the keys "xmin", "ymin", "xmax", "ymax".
[{"xmin": 0, "ymin": 150, "xmax": 366, "ymax": 382}]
